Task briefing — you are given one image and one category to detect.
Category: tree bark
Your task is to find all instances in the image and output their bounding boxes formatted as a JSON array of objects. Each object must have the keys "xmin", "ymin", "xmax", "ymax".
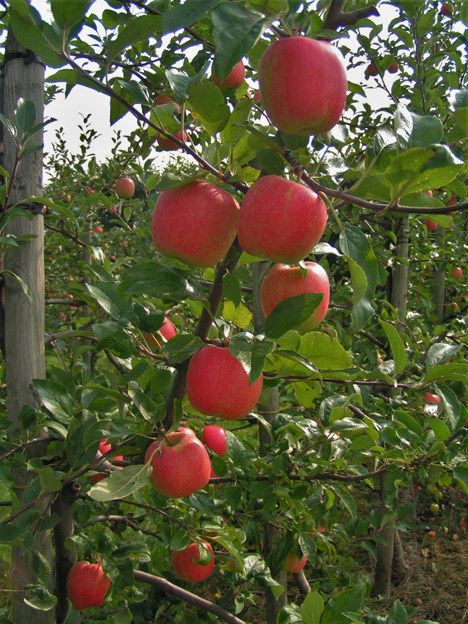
[
  {"xmin": 2, "ymin": 26, "xmax": 53, "ymax": 624},
  {"xmin": 252, "ymin": 262, "xmax": 287, "ymax": 624}
]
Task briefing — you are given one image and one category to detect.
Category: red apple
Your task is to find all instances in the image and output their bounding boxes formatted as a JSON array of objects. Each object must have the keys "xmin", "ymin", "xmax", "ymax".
[
  {"xmin": 253, "ymin": 89, "xmax": 263, "ymax": 105},
  {"xmin": 428, "ymin": 531, "xmax": 436, "ymax": 538},
  {"xmin": 171, "ymin": 541, "xmax": 214, "ymax": 582},
  {"xmin": 144, "ymin": 316, "xmax": 177, "ymax": 350},
  {"xmin": 152, "ymin": 181, "xmax": 239, "ymax": 268},
  {"xmin": 388, "ymin": 61, "xmax": 399, "ymax": 74},
  {"xmin": 212, "ymin": 60, "xmax": 245, "ymax": 91},
  {"xmin": 186, "ymin": 345, "xmax": 263, "ymax": 420},
  {"xmin": 441, "ymin": 3, "xmax": 454, "ymax": 16},
  {"xmin": 447, "ymin": 302, "xmax": 459, "ymax": 313},
  {"xmin": 423, "ymin": 219, "xmax": 438, "ymax": 230},
  {"xmin": 95, "ymin": 226, "xmax": 103, "ymax": 234},
  {"xmin": 424, "ymin": 393, "xmax": 440, "ymax": 405},
  {"xmin": 65, "ymin": 195, "xmax": 71, "ymax": 202},
  {"xmin": 89, "ymin": 439, "xmax": 124, "ymax": 484},
  {"xmin": 283, "ymin": 550, "xmax": 307, "ymax": 573},
  {"xmin": 450, "ymin": 267, "xmax": 463, "ymax": 280},
  {"xmin": 238, "ymin": 176, "xmax": 327, "ymax": 264},
  {"xmin": 67, "ymin": 561, "xmax": 111, "ymax": 610},
  {"xmin": 154, "ymin": 93, "xmax": 181, "ymax": 112},
  {"xmin": 87, "ymin": 187, "xmax": 94, "ymax": 194},
  {"xmin": 426, "ymin": 190, "xmax": 434, "ymax": 197},
  {"xmin": 145, "ymin": 427, "xmax": 211, "ymax": 498},
  {"xmin": 366, "ymin": 63, "xmax": 378, "ymax": 76},
  {"xmin": 203, "ymin": 425, "xmax": 227, "ymax": 456},
  {"xmin": 260, "ymin": 262, "xmax": 330, "ymax": 331},
  {"xmin": 258, "ymin": 37, "xmax": 347, "ymax": 136},
  {"xmin": 115, "ymin": 177, "xmax": 135, "ymax": 199},
  {"xmin": 156, "ymin": 129, "xmax": 188, "ymax": 151}
]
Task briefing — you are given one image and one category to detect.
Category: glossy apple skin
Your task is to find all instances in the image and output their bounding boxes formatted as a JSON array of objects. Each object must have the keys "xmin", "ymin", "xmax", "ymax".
[
  {"xmin": 238, "ymin": 176, "xmax": 327, "ymax": 263},
  {"xmin": 212, "ymin": 61, "xmax": 245, "ymax": 91},
  {"xmin": 424, "ymin": 393, "xmax": 440, "ymax": 405},
  {"xmin": 203, "ymin": 425, "xmax": 227, "ymax": 456},
  {"xmin": 258, "ymin": 37, "xmax": 347, "ymax": 136},
  {"xmin": 450, "ymin": 267, "xmax": 463, "ymax": 280},
  {"xmin": 260, "ymin": 262, "xmax": 330, "ymax": 331},
  {"xmin": 67, "ymin": 561, "xmax": 111, "ymax": 610},
  {"xmin": 144, "ymin": 316, "xmax": 177, "ymax": 349},
  {"xmin": 171, "ymin": 541, "xmax": 214, "ymax": 582},
  {"xmin": 115, "ymin": 177, "xmax": 135, "ymax": 198},
  {"xmin": 186, "ymin": 345, "xmax": 263, "ymax": 420},
  {"xmin": 157, "ymin": 129, "xmax": 188, "ymax": 151},
  {"xmin": 152, "ymin": 181, "xmax": 239, "ymax": 268},
  {"xmin": 283, "ymin": 550, "xmax": 307, "ymax": 573},
  {"xmin": 89, "ymin": 439, "xmax": 124, "ymax": 484},
  {"xmin": 145, "ymin": 428, "xmax": 211, "ymax": 498},
  {"xmin": 423, "ymin": 219, "xmax": 438, "ymax": 231}
]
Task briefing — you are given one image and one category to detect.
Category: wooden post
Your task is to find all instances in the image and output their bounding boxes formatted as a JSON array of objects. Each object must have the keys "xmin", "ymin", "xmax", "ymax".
[{"xmin": 2, "ymin": 27, "xmax": 54, "ymax": 624}]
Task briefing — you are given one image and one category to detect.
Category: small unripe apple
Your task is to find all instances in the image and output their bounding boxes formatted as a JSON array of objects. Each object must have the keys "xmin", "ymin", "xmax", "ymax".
[
  {"xmin": 186, "ymin": 345, "xmax": 263, "ymax": 420},
  {"xmin": 449, "ymin": 267, "xmax": 463, "ymax": 280},
  {"xmin": 282, "ymin": 550, "xmax": 307, "ymax": 573},
  {"xmin": 67, "ymin": 562, "xmax": 111, "ymax": 610},
  {"xmin": 424, "ymin": 393, "xmax": 440, "ymax": 405},
  {"xmin": 212, "ymin": 60, "xmax": 245, "ymax": 91},
  {"xmin": 156, "ymin": 129, "xmax": 188, "ymax": 151},
  {"xmin": 115, "ymin": 177, "xmax": 135, "ymax": 199},
  {"xmin": 65, "ymin": 195, "xmax": 71, "ymax": 202},
  {"xmin": 238, "ymin": 175, "xmax": 327, "ymax": 264},
  {"xmin": 447, "ymin": 302, "xmax": 459, "ymax": 313},
  {"xmin": 427, "ymin": 483, "xmax": 439, "ymax": 495},
  {"xmin": 258, "ymin": 37, "xmax": 347, "ymax": 136},
  {"xmin": 413, "ymin": 598, "xmax": 423, "ymax": 606},
  {"xmin": 423, "ymin": 219, "xmax": 438, "ymax": 230},
  {"xmin": 171, "ymin": 541, "xmax": 214, "ymax": 582},
  {"xmin": 429, "ymin": 503, "xmax": 440, "ymax": 514},
  {"xmin": 366, "ymin": 63, "xmax": 378, "ymax": 76},
  {"xmin": 260, "ymin": 262, "xmax": 330, "ymax": 331},
  {"xmin": 203, "ymin": 425, "xmax": 227, "ymax": 456}
]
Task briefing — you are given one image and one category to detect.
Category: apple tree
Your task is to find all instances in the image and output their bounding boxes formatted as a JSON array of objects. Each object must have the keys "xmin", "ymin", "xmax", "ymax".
[{"xmin": 1, "ymin": 1, "xmax": 468, "ymax": 624}]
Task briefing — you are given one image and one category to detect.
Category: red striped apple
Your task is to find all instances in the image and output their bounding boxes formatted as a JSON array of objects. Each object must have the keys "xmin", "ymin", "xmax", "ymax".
[
  {"xmin": 152, "ymin": 181, "xmax": 239, "ymax": 268},
  {"xmin": 186, "ymin": 345, "xmax": 263, "ymax": 420},
  {"xmin": 145, "ymin": 428, "xmax": 211, "ymax": 497},
  {"xmin": 258, "ymin": 37, "xmax": 347, "ymax": 136},
  {"xmin": 171, "ymin": 541, "xmax": 214, "ymax": 582},
  {"xmin": 260, "ymin": 262, "xmax": 330, "ymax": 331},
  {"xmin": 67, "ymin": 562, "xmax": 111, "ymax": 610},
  {"xmin": 238, "ymin": 175, "xmax": 327, "ymax": 263}
]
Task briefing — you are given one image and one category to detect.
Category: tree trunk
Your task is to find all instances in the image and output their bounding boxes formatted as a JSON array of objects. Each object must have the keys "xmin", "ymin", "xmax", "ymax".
[
  {"xmin": 252, "ymin": 262, "xmax": 287, "ymax": 624},
  {"xmin": 372, "ymin": 216, "xmax": 409, "ymax": 598},
  {"xmin": 2, "ymin": 27, "xmax": 53, "ymax": 624}
]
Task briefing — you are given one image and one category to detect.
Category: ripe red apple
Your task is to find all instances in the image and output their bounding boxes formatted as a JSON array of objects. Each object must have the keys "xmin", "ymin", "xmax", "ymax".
[
  {"xmin": 428, "ymin": 531, "xmax": 436, "ymax": 539},
  {"xmin": 152, "ymin": 181, "xmax": 239, "ymax": 268},
  {"xmin": 156, "ymin": 129, "xmax": 188, "ymax": 151},
  {"xmin": 426, "ymin": 190, "xmax": 434, "ymax": 197},
  {"xmin": 260, "ymin": 262, "xmax": 330, "ymax": 331},
  {"xmin": 212, "ymin": 60, "xmax": 245, "ymax": 91},
  {"xmin": 450, "ymin": 267, "xmax": 463, "ymax": 280},
  {"xmin": 95, "ymin": 226, "xmax": 103, "ymax": 234},
  {"xmin": 388, "ymin": 61, "xmax": 399, "ymax": 73},
  {"xmin": 424, "ymin": 393, "xmax": 440, "ymax": 405},
  {"xmin": 447, "ymin": 301, "xmax": 459, "ymax": 313},
  {"xmin": 283, "ymin": 550, "xmax": 307, "ymax": 573},
  {"xmin": 186, "ymin": 345, "xmax": 263, "ymax": 420},
  {"xmin": 423, "ymin": 219, "xmax": 438, "ymax": 230},
  {"xmin": 145, "ymin": 427, "xmax": 211, "ymax": 498},
  {"xmin": 441, "ymin": 3, "xmax": 454, "ymax": 16},
  {"xmin": 366, "ymin": 63, "xmax": 378, "ymax": 76},
  {"xmin": 258, "ymin": 37, "xmax": 347, "ymax": 136},
  {"xmin": 253, "ymin": 89, "xmax": 262, "ymax": 105},
  {"xmin": 154, "ymin": 93, "xmax": 181, "ymax": 112},
  {"xmin": 115, "ymin": 177, "xmax": 135, "ymax": 199},
  {"xmin": 66, "ymin": 561, "xmax": 111, "ymax": 610},
  {"xmin": 89, "ymin": 439, "xmax": 124, "ymax": 484},
  {"xmin": 203, "ymin": 425, "xmax": 227, "ymax": 456},
  {"xmin": 87, "ymin": 187, "xmax": 94, "ymax": 194},
  {"xmin": 144, "ymin": 316, "xmax": 177, "ymax": 350},
  {"xmin": 238, "ymin": 175, "xmax": 327, "ymax": 264},
  {"xmin": 171, "ymin": 541, "xmax": 214, "ymax": 582},
  {"xmin": 65, "ymin": 195, "xmax": 71, "ymax": 202}
]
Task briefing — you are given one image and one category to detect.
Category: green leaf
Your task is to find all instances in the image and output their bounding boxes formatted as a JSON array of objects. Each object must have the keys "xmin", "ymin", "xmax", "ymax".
[
  {"xmin": 321, "ymin": 585, "xmax": 364, "ymax": 624},
  {"xmin": 107, "ymin": 15, "xmax": 163, "ymax": 63},
  {"xmin": 166, "ymin": 62, "xmax": 210, "ymax": 104},
  {"xmin": 428, "ymin": 418, "xmax": 450, "ymax": 443},
  {"xmin": 301, "ymin": 591, "xmax": 324, "ymax": 624},
  {"xmin": 118, "ymin": 261, "xmax": 205, "ymax": 300},
  {"xmin": 426, "ymin": 343, "xmax": 462, "ymax": 370},
  {"xmin": 9, "ymin": 8, "xmax": 65, "ymax": 68},
  {"xmin": 436, "ymin": 385, "xmax": 461, "ymax": 431},
  {"xmin": 378, "ymin": 320, "xmax": 406, "ymax": 375},
  {"xmin": 32, "ymin": 551, "xmax": 52, "ymax": 586},
  {"xmin": 387, "ymin": 600, "xmax": 408, "ymax": 624},
  {"xmin": 229, "ymin": 334, "xmax": 275, "ymax": 384},
  {"xmin": 163, "ymin": 0, "xmax": 223, "ymax": 34},
  {"xmin": 447, "ymin": 89, "xmax": 468, "ymax": 136},
  {"xmin": 93, "ymin": 320, "xmax": 135, "ymax": 359},
  {"xmin": 299, "ymin": 332, "xmax": 353, "ymax": 370},
  {"xmin": 88, "ymin": 463, "xmax": 152, "ymax": 502},
  {"xmin": 461, "ymin": 3, "xmax": 468, "ymax": 26},
  {"xmin": 264, "ymin": 293, "xmax": 324, "ymax": 340},
  {"xmin": 23, "ymin": 586, "xmax": 57, "ymax": 612},
  {"xmin": 256, "ymin": 148, "xmax": 285, "ymax": 175},
  {"xmin": 14, "ymin": 98, "xmax": 36, "ymax": 133},
  {"xmin": 32, "ymin": 379, "xmax": 74, "ymax": 424},
  {"xmin": 331, "ymin": 482, "xmax": 357, "ymax": 518},
  {"xmin": 453, "ymin": 466, "xmax": 468, "ymax": 494},
  {"xmin": 385, "ymin": 147, "xmax": 434, "ymax": 198},
  {"xmin": 424, "ymin": 363, "xmax": 468, "ymax": 384},
  {"xmin": 395, "ymin": 105, "xmax": 443, "ymax": 150},
  {"xmin": 117, "ymin": 80, "xmax": 151, "ymax": 106},
  {"xmin": 221, "ymin": 98, "xmax": 252, "ymax": 146},
  {"xmin": 187, "ymin": 82, "xmax": 230, "ymax": 136},
  {"xmin": 46, "ymin": 68, "xmax": 108, "ymax": 97},
  {"xmin": 51, "ymin": 0, "xmax": 94, "ymax": 29},
  {"xmin": 223, "ymin": 272, "xmax": 242, "ymax": 307},
  {"xmin": 233, "ymin": 132, "xmax": 270, "ymax": 166},
  {"xmin": 211, "ymin": 3, "xmax": 272, "ymax": 83},
  {"xmin": 162, "ymin": 333, "xmax": 204, "ymax": 365}
]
